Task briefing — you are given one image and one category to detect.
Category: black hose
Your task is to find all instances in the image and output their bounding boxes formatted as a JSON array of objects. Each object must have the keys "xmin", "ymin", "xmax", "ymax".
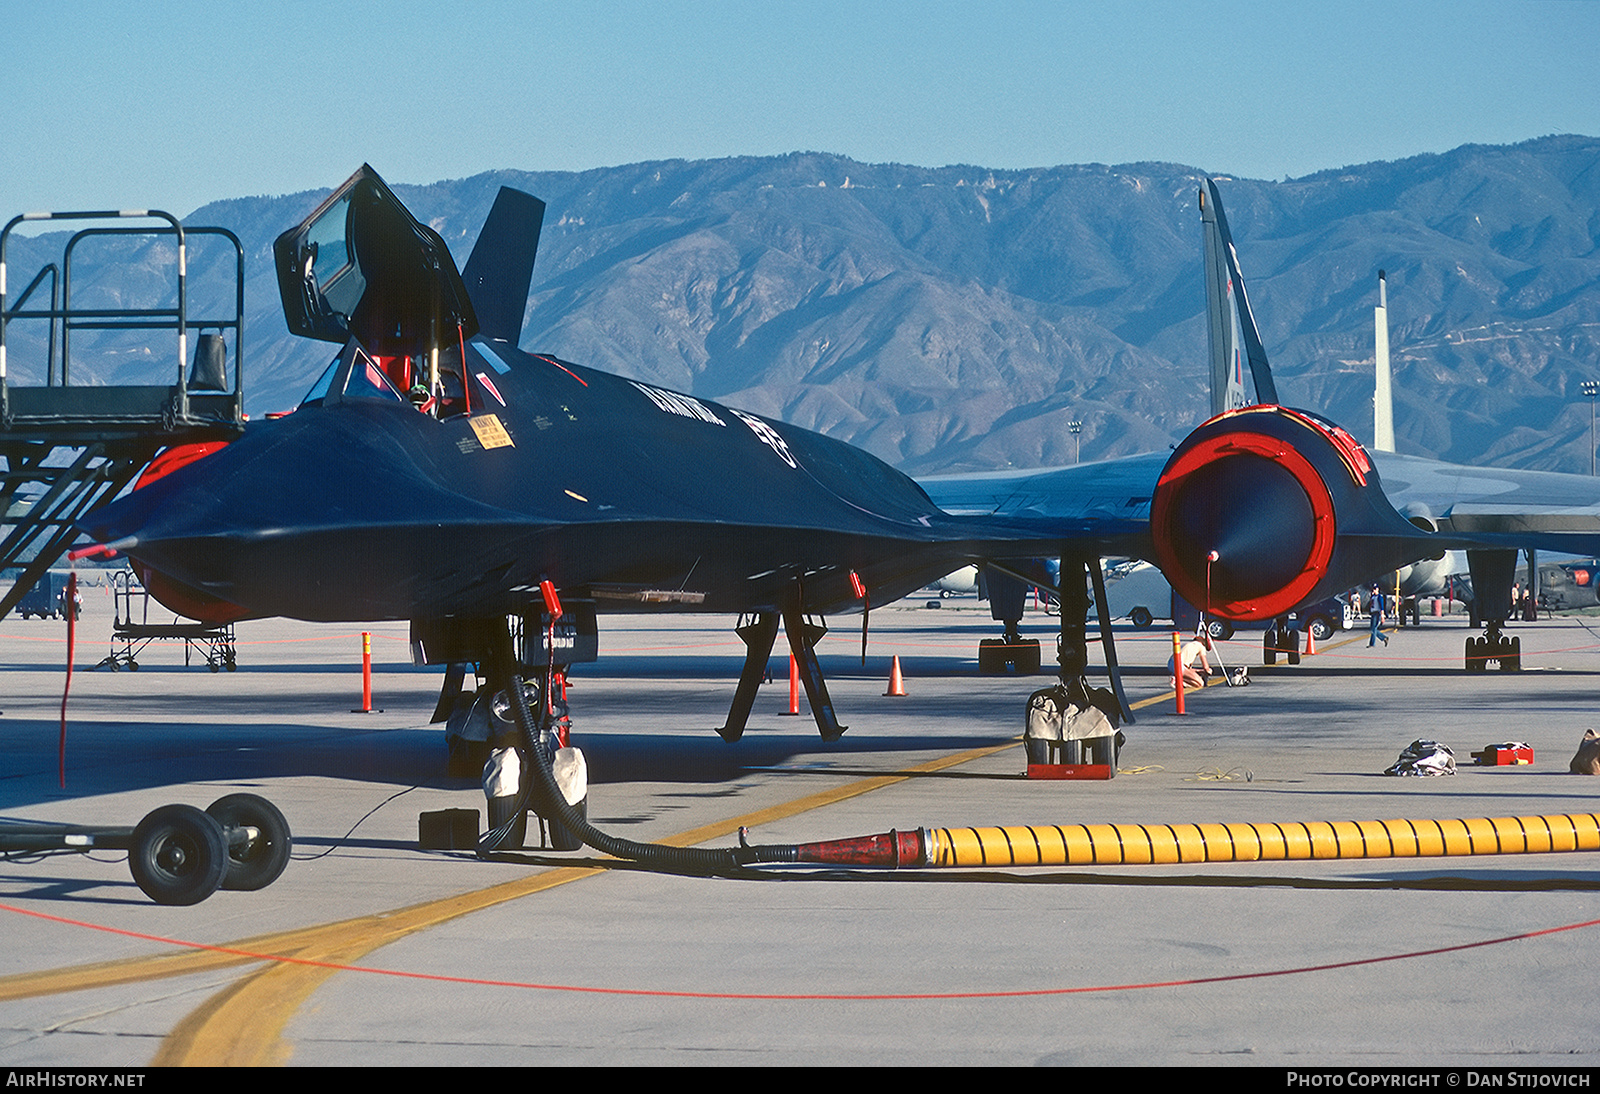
[{"xmin": 502, "ymin": 673, "xmax": 744, "ymax": 876}]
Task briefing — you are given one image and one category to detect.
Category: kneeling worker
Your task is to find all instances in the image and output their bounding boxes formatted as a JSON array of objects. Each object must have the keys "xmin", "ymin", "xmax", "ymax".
[{"xmin": 1169, "ymin": 634, "xmax": 1213, "ymax": 690}]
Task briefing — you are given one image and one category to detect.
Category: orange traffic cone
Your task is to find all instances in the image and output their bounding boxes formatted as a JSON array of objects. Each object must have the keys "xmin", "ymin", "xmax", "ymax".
[
  {"xmin": 1305, "ymin": 627, "xmax": 1317, "ymax": 656},
  {"xmin": 884, "ymin": 655, "xmax": 907, "ymax": 696}
]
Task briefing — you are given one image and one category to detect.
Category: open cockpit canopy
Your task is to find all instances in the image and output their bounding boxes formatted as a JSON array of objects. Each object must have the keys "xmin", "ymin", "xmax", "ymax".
[{"xmin": 274, "ymin": 165, "xmax": 478, "ymax": 357}]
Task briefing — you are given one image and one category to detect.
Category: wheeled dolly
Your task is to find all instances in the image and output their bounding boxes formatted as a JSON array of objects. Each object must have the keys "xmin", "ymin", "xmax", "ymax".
[{"xmin": 0, "ymin": 793, "xmax": 291, "ymax": 905}]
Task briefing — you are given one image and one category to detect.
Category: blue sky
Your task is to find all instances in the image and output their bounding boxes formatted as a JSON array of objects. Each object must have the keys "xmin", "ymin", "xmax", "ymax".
[{"xmin": 4, "ymin": 1, "xmax": 1598, "ymax": 217}]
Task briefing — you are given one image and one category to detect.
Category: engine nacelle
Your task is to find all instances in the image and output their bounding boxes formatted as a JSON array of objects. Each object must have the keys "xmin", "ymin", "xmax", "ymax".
[{"xmin": 1150, "ymin": 405, "xmax": 1430, "ymax": 622}]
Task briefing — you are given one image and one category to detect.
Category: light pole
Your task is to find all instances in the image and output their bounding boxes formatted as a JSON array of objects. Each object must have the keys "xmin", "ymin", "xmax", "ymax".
[
  {"xmin": 1583, "ymin": 381, "xmax": 1599, "ymax": 476},
  {"xmin": 1069, "ymin": 420, "xmax": 1082, "ymax": 464}
]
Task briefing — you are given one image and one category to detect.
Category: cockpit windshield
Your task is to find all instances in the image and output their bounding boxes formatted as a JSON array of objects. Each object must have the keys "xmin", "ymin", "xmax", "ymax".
[{"xmin": 298, "ymin": 340, "xmax": 406, "ymax": 409}]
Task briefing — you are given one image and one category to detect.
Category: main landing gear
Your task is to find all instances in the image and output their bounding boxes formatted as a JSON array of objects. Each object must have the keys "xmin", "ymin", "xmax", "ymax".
[
  {"xmin": 1463, "ymin": 548, "xmax": 1522, "ymax": 673},
  {"xmin": 1019, "ymin": 554, "xmax": 1134, "ymax": 771},
  {"xmin": 1263, "ymin": 616, "xmax": 1300, "ymax": 666},
  {"xmin": 1466, "ymin": 623, "xmax": 1520, "ymax": 673}
]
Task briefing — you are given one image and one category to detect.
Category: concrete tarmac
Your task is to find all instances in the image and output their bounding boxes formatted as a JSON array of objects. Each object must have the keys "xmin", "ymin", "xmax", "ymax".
[{"xmin": 3, "ymin": 591, "xmax": 1600, "ymax": 1067}]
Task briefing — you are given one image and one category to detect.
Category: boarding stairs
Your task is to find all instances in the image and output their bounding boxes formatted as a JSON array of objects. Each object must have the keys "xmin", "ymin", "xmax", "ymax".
[{"xmin": 0, "ymin": 209, "xmax": 247, "ymax": 619}]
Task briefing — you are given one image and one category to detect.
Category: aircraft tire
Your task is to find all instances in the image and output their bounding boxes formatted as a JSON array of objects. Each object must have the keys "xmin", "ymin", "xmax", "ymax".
[
  {"xmin": 1263, "ymin": 629, "xmax": 1278, "ymax": 666},
  {"xmin": 546, "ymin": 797, "xmax": 587, "ymax": 852},
  {"xmin": 1286, "ymin": 630, "xmax": 1301, "ymax": 665},
  {"xmin": 206, "ymin": 793, "xmax": 292, "ymax": 891},
  {"xmin": 1130, "ymin": 608, "xmax": 1153, "ymax": 629},
  {"xmin": 1017, "ymin": 638, "xmax": 1041, "ymax": 675},
  {"xmin": 1503, "ymin": 636, "xmax": 1521, "ymax": 673},
  {"xmin": 485, "ymin": 792, "xmax": 527, "ymax": 851},
  {"xmin": 129, "ymin": 805, "xmax": 228, "ymax": 906},
  {"xmin": 977, "ymin": 638, "xmax": 1004, "ymax": 674}
]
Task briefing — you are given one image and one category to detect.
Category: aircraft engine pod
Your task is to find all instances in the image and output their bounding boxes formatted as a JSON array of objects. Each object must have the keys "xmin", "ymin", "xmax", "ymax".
[{"xmin": 1150, "ymin": 405, "xmax": 1430, "ymax": 622}]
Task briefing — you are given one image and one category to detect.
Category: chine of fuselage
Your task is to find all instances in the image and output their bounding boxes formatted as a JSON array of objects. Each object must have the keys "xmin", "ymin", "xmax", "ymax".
[{"xmin": 80, "ymin": 335, "xmax": 1081, "ymax": 623}]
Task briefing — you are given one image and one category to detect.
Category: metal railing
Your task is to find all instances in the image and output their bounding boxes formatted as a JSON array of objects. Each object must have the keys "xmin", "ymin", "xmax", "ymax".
[{"xmin": 0, "ymin": 209, "xmax": 244, "ymax": 428}]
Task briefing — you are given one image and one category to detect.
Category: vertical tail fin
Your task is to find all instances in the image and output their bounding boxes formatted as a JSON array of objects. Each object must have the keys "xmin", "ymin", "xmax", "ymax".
[
  {"xmin": 461, "ymin": 186, "xmax": 547, "ymax": 343},
  {"xmin": 1201, "ymin": 179, "xmax": 1278, "ymax": 410}
]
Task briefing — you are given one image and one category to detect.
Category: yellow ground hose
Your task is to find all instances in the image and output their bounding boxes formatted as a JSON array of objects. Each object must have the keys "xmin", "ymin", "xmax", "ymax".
[{"xmin": 921, "ymin": 813, "xmax": 1600, "ymax": 867}]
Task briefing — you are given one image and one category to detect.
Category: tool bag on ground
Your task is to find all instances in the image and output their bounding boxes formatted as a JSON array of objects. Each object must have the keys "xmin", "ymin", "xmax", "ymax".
[{"xmin": 1384, "ymin": 739, "xmax": 1456, "ymax": 777}]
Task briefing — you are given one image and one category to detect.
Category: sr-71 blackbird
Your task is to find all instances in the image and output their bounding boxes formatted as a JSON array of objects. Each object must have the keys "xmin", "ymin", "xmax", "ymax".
[{"xmin": 75, "ymin": 166, "xmax": 1600, "ymax": 843}]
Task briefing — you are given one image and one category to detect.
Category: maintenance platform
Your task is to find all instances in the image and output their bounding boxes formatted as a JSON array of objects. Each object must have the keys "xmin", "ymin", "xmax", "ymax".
[{"xmin": 0, "ymin": 208, "xmax": 246, "ymax": 619}]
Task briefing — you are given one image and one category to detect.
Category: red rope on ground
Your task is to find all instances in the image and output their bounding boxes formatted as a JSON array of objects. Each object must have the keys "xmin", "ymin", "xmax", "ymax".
[{"xmin": 3, "ymin": 900, "xmax": 1597, "ymax": 1002}]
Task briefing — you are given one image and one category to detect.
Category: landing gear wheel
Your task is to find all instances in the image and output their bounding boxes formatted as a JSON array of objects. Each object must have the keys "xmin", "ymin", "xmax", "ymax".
[
  {"xmin": 1206, "ymin": 620, "xmax": 1233, "ymax": 641},
  {"xmin": 1502, "ymin": 635, "xmax": 1521, "ymax": 673},
  {"xmin": 978, "ymin": 637, "xmax": 1040, "ymax": 674},
  {"xmin": 1130, "ymin": 607, "xmax": 1153, "ymax": 629},
  {"xmin": 1465, "ymin": 636, "xmax": 1485, "ymax": 672},
  {"xmin": 206, "ymin": 793, "xmax": 292, "ymax": 891},
  {"xmin": 485, "ymin": 793, "xmax": 528, "ymax": 851},
  {"xmin": 1263, "ymin": 629, "xmax": 1279, "ymax": 666},
  {"xmin": 129, "ymin": 804, "xmax": 229, "ymax": 906},
  {"xmin": 545, "ymin": 797, "xmax": 588, "ymax": 852},
  {"xmin": 1016, "ymin": 638, "xmax": 1041, "ymax": 675},
  {"xmin": 1286, "ymin": 629, "xmax": 1301, "ymax": 666},
  {"xmin": 977, "ymin": 638, "xmax": 1002, "ymax": 674}
]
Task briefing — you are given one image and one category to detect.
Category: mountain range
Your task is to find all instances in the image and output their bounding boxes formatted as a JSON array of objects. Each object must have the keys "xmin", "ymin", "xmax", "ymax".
[{"xmin": 8, "ymin": 135, "xmax": 1598, "ymax": 477}]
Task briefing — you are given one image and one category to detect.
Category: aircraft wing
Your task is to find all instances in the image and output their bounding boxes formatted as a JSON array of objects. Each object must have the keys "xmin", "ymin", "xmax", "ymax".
[
  {"xmin": 923, "ymin": 441, "xmax": 1600, "ymax": 623},
  {"xmin": 919, "ymin": 454, "xmax": 1165, "ymax": 527},
  {"xmin": 1375, "ymin": 451, "xmax": 1600, "ymax": 551}
]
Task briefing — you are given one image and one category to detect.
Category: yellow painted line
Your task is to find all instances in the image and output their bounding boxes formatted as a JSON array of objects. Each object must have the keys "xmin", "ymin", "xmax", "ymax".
[
  {"xmin": 2, "ymin": 737, "xmax": 1017, "ymax": 1065},
  {"xmin": 0, "ymin": 866, "xmax": 607, "ymax": 1006},
  {"xmin": 160, "ymin": 740, "xmax": 1019, "ymax": 1065},
  {"xmin": 155, "ymin": 865, "xmax": 607, "ymax": 1067}
]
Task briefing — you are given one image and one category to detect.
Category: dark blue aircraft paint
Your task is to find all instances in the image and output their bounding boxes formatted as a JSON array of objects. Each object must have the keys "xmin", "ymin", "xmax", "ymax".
[{"xmin": 84, "ymin": 341, "xmax": 1131, "ymax": 622}]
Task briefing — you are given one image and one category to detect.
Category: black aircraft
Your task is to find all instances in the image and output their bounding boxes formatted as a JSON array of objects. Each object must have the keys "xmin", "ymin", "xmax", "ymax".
[
  {"xmin": 80, "ymin": 166, "xmax": 1588, "ymax": 850},
  {"xmin": 80, "ymin": 167, "xmax": 1182, "ymax": 754}
]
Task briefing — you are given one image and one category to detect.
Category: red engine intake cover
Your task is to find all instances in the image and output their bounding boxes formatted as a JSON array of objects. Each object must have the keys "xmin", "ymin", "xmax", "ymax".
[{"xmin": 1151, "ymin": 406, "xmax": 1410, "ymax": 622}]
